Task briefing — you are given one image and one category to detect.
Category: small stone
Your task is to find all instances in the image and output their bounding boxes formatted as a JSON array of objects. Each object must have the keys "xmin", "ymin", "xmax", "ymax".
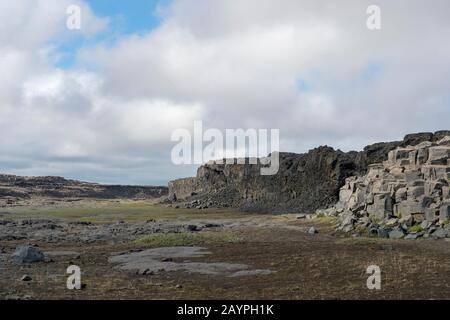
[
  {"xmin": 342, "ymin": 224, "xmax": 354, "ymax": 233},
  {"xmin": 432, "ymin": 228, "xmax": 449, "ymax": 239},
  {"xmin": 377, "ymin": 228, "xmax": 390, "ymax": 238},
  {"xmin": 141, "ymin": 269, "xmax": 154, "ymax": 276},
  {"xmin": 369, "ymin": 228, "xmax": 378, "ymax": 236},
  {"xmin": 175, "ymin": 284, "xmax": 182, "ymax": 289},
  {"xmin": 385, "ymin": 218, "xmax": 398, "ymax": 227},
  {"xmin": 186, "ymin": 225, "xmax": 199, "ymax": 231},
  {"xmin": 308, "ymin": 227, "xmax": 318, "ymax": 234},
  {"xmin": 389, "ymin": 229, "xmax": 405, "ymax": 239},
  {"xmin": 398, "ymin": 215, "xmax": 413, "ymax": 226},
  {"xmin": 405, "ymin": 233, "xmax": 421, "ymax": 240},
  {"xmin": 296, "ymin": 214, "xmax": 306, "ymax": 219},
  {"xmin": 21, "ymin": 275, "xmax": 32, "ymax": 282},
  {"xmin": 421, "ymin": 220, "xmax": 431, "ymax": 229}
]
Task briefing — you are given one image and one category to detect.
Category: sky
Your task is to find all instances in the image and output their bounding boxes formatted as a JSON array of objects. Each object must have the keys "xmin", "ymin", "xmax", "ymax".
[{"xmin": 0, "ymin": 0, "xmax": 449, "ymax": 185}]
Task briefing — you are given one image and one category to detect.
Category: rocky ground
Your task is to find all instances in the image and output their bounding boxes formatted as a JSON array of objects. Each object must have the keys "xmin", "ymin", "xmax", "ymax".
[
  {"xmin": 1, "ymin": 131, "xmax": 450, "ymax": 300},
  {"xmin": 1, "ymin": 201, "xmax": 449, "ymax": 300}
]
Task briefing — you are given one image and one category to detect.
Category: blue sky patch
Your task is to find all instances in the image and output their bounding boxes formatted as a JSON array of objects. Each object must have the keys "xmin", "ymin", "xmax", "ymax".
[{"xmin": 55, "ymin": 0, "xmax": 168, "ymax": 68}]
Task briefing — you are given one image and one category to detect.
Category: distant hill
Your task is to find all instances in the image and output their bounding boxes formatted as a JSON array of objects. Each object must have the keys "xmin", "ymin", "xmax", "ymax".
[{"xmin": 0, "ymin": 174, "xmax": 168, "ymax": 206}]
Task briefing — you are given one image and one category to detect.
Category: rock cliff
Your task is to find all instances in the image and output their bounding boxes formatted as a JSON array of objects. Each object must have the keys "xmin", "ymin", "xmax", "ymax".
[
  {"xmin": 319, "ymin": 134, "xmax": 450, "ymax": 239},
  {"xmin": 168, "ymin": 131, "xmax": 450, "ymax": 214}
]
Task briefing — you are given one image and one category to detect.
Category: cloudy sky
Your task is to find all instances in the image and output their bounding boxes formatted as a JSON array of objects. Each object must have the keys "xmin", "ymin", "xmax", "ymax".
[{"xmin": 1, "ymin": 0, "xmax": 449, "ymax": 185}]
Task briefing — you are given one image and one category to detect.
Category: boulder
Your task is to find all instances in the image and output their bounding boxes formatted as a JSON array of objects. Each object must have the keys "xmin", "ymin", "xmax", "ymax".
[
  {"xmin": 398, "ymin": 215, "xmax": 414, "ymax": 227},
  {"xmin": 395, "ymin": 200, "xmax": 426, "ymax": 217},
  {"xmin": 402, "ymin": 132, "xmax": 434, "ymax": 147},
  {"xmin": 367, "ymin": 193, "xmax": 392, "ymax": 220},
  {"xmin": 377, "ymin": 228, "xmax": 390, "ymax": 238},
  {"xmin": 11, "ymin": 245, "xmax": 44, "ymax": 264},
  {"xmin": 440, "ymin": 205, "xmax": 450, "ymax": 222},
  {"xmin": 432, "ymin": 228, "xmax": 449, "ymax": 239},
  {"xmin": 427, "ymin": 147, "xmax": 450, "ymax": 165},
  {"xmin": 389, "ymin": 229, "xmax": 405, "ymax": 239},
  {"xmin": 437, "ymin": 136, "xmax": 450, "ymax": 146},
  {"xmin": 405, "ymin": 171, "xmax": 423, "ymax": 185},
  {"xmin": 421, "ymin": 220, "xmax": 432, "ymax": 230},
  {"xmin": 405, "ymin": 233, "xmax": 422, "ymax": 240},
  {"xmin": 407, "ymin": 186, "xmax": 425, "ymax": 199},
  {"xmin": 395, "ymin": 188, "xmax": 407, "ymax": 202}
]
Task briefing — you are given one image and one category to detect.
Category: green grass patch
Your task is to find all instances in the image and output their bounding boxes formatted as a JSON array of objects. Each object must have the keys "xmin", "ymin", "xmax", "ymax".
[
  {"xmin": 314, "ymin": 216, "xmax": 338, "ymax": 224},
  {"xmin": 408, "ymin": 225, "xmax": 423, "ymax": 233},
  {"xmin": 1, "ymin": 201, "xmax": 252, "ymax": 223},
  {"xmin": 133, "ymin": 231, "xmax": 244, "ymax": 247},
  {"xmin": 336, "ymin": 237, "xmax": 393, "ymax": 246}
]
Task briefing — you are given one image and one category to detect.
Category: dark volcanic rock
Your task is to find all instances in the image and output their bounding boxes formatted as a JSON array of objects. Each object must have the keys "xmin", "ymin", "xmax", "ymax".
[
  {"xmin": 401, "ymin": 131, "xmax": 450, "ymax": 147},
  {"xmin": 171, "ymin": 147, "xmax": 362, "ymax": 213},
  {"xmin": 169, "ymin": 131, "xmax": 449, "ymax": 213}
]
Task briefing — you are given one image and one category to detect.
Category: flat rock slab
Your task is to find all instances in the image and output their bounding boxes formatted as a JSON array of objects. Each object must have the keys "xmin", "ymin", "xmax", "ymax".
[
  {"xmin": 109, "ymin": 247, "xmax": 272, "ymax": 277},
  {"xmin": 44, "ymin": 251, "xmax": 80, "ymax": 257},
  {"xmin": 229, "ymin": 269, "xmax": 273, "ymax": 277}
]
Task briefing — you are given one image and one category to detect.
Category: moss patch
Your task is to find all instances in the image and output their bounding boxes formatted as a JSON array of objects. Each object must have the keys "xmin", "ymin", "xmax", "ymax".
[
  {"xmin": 133, "ymin": 231, "xmax": 245, "ymax": 247},
  {"xmin": 408, "ymin": 225, "xmax": 423, "ymax": 233},
  {"xmin": 2, "ymin": 201, "xmax": 252, "ymax": 223},
  {"xmin": 336, "ymin": 237, "xmax": 393, "ymax": 246}
]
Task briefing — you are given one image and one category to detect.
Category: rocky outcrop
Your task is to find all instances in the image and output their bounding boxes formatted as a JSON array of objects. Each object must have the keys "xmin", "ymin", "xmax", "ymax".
[
  {"xmin": 169, "ymin": 131, "xmax": 450, "ymax": 214},
  {"xmin": 0, "ymin": 174, "xmax": 168, "ymax": 206},
  {"xmin": 169, "ymin": 147, "xmax": 363, "ymax": 213},
  {"xmin": 321, "ymin": 135, "xmax": 450, "ymax": 239},
  {"xmin": 168, "ymin": 177, "xmax": 198, "ymax": 201},
  {"xmin": 168, "ymin": 144, "xmax": 400, "ymax": 213}
]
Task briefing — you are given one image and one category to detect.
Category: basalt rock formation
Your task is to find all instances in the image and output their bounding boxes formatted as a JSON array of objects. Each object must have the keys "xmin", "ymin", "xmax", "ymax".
[
  {"xmin": 168, "ymin": 131, "xmax": 450, "ymax": 214},
  {"xmin": 169, "ymin": 147, "xmax": 365, "ymax": 213},
  {"xmin": 0, "ymin": 174, "xmax": 167, "ymax": 207},
  {"xmin": 319, "ymin": 134, "xmax": 450, "ymax": 239}
]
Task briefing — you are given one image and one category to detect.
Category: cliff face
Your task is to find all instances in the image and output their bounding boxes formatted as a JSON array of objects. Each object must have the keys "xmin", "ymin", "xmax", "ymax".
[
  {"xmin": 0, "ymin": 174, "xmax": 168, "ymax": 205},
  {"xmin": 168, "ymin": 177, "xmax": 197, "ymax": 201},
  {"xmin": 325, "ymin": 134, "xmax": 450, "ymax": 239},
  {"xmin": 191, "ymin": 148, "xmax": 361, "ymax": 213},
  {"xmin": 168, "ymin": 131, "xmax": 450, "ymax": 213}
]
